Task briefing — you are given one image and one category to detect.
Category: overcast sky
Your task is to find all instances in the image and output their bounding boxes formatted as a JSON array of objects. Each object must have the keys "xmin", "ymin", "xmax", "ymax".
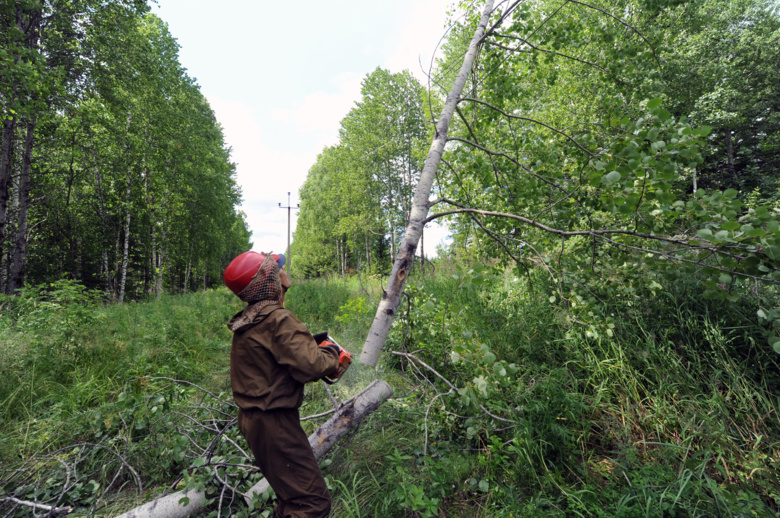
[{"xmin": 153, "ymin": 0, "xmax": 457, "ymax": 257}]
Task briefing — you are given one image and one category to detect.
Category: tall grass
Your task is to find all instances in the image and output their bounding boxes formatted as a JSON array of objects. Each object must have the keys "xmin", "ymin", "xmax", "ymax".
[
  {"xmin": 0, "ymin": 286, "xmax": 242, "ymax": 462},
  {"xmin": 342, "ymin": 266, "xmax": 780, "ymax": 517},
  {"xmin": 1, "ymin": 269, "xmax": 778, "ymax": 517}
]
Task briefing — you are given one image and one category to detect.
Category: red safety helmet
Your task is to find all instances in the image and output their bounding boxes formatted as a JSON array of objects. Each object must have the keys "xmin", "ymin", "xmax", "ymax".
[{"xmin": 223, "ymin": 251, "xmax": 286, "ymax": 295}]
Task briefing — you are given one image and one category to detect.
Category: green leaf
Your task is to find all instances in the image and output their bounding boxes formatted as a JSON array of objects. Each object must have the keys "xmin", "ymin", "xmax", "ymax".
[
  {"xmin": 766, "ymin": 246, "xmax": 780, "ymax": 261},
  {"xmin": 647, "ymin": 98, "xmax": 662, "ymax": 110},
  {"xmin": 475, "ymin": 376, "xmax": 488, "ymax": 396},
  {"xmin": 602, "ymin": 171, "xmax": 621, "ymax": 186}
]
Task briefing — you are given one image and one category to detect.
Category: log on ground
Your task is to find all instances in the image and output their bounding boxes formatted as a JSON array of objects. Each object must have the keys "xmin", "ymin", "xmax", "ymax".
[{"xmin": 116, "ymin": 379, "xmax": 394, "ymax": 518}]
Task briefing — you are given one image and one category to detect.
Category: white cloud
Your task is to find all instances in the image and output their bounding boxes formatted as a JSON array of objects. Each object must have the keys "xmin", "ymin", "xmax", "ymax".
[
  {"xmin": 384, "ymin": 0, "xmax": 455, "ymax": 81},
  {"xmin": 207, "ymin": 96, "xmax": 313, "ymax": 253},
  {"xmin": 271, "ymin": 73, "xmax": 363, "ymax": 137},
  {"xmin": 205, "ymin": 2, "xmax": 459, "ymax": 257}
]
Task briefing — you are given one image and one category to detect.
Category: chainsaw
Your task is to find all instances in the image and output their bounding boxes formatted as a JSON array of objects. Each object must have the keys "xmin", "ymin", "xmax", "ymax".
[{"xmin": 313, "ymin": 332, "xmax": 352, "ymax": 384}]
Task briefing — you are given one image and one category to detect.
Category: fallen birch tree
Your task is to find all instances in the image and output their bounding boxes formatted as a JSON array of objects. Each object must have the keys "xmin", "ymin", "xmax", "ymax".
[{"xmin": 117, "ymin": 380, "xmax": 393, "ymax": 518}]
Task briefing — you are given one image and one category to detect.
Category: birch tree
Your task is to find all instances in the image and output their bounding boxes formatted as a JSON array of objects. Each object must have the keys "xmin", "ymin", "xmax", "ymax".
[{"xmin": 359, "ymin": 0, "xmax": 496, "ymax": 367}]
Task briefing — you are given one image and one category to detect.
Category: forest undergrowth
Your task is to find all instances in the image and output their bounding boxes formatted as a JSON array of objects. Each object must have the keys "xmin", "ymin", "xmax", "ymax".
[{"xmin": 0, "ymin": 263, "xmax": 778, "ymax": 517}]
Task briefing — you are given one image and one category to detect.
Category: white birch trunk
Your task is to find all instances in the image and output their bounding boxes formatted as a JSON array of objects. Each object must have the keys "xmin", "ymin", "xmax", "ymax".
[
  {"xmin": 420, "ymin": 227, "xmax": 425, "ymax": 276},
  {"xmin": 359, "ymin": 0, "xmax": 495, "ymax": 367},
  {"xmin": 116, "ymin": 380, "xmax": 393, "ymax": 518},
  {"xmin": 8, "ymin": 120, "xmax": 34, "ymax": 294},
  {"xmin": 183, "ymin": 257, "xmax": 191, "ymax": 292},
  {"xmin": 118, "ymin": 165, "xmax": 132, "ymax": 304}
]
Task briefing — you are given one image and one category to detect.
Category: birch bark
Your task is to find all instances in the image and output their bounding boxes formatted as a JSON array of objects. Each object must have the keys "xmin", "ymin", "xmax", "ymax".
[
  {"xmin": 359, "ymin": 0, "xmax": 495, "ymax": 367},
  {"xmin": 8, "ymin": 120, "xmax": 35, "ymax": 293},
  {"xmin": 118, "ymin": 164, "xmax": 132, "ymax": 303}
]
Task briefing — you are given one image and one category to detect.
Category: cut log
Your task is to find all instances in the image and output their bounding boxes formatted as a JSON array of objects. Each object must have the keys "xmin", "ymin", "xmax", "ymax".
[
  {"xmin": 116, "ymin": 380, "xmax": 393, "ymax": 518},
  {"xmin": 114, "ymin": 489, "xmax": 205, "ymax": 518},
  {"xmin": 243, "ymin": 379, "xmax": 393, "ymax": 505}
]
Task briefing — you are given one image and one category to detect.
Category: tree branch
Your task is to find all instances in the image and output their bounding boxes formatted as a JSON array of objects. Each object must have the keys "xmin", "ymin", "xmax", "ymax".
[
  {"xmin": 446, "ymin": 136, "xmax": 571, "ymax": 196},
  {"xmin": 422, "ymin": 201, "xmax": 780, "ymax": 285},
  {"xmin": 0, "ymin": 497, "xmax": 71, "ymax": 516},
  {"xmin": 492, "ymin": 31, "xmax": 614, "ymax": 77},
  {"xmin": 458, "ymin": 97, "xmax": 596, "ymax": 157}
]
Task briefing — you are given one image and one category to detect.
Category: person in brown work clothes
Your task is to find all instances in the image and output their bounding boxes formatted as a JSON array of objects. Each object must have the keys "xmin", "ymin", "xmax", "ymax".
[{"xmin": 224, "ymin": 251, "xmax": 351, "ymax": 518}]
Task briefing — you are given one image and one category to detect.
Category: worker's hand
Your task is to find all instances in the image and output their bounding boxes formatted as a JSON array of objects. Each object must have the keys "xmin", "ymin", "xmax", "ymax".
[
  {"xmin": 313, "ymin": 332, "xmax": 329, "ymax": 344},
  {"xmin": 318, "ymin": 339, "xmax": 352, "ymax": 383}
]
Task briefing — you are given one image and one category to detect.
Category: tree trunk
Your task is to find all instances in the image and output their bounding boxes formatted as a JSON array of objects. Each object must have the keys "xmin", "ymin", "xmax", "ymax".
[
  {"xmin": 91, "ymin": 145, "xmax": 114, "ymax": 295},
  {"xmin": 421, "ymin": 227, "xmax": 425, "ymax": 275},
  {"xmin": 158, "ymin": 232, "xmax": 167, "ymax": 295},
  {"xmin": 726, "ymin": 129, "xmax": 737, "ymax": 186},
  {"xmin": 116, "ymin": 380, "xmax": 394, "ymax": 518},
  {"xmin": 0, "ymin": 117, "xmax": 16, "ymax": 275},
  {"xmin": 359, "ymin": 0, "xmax": 495, "ymax": 367},
  {"xmin": 183, "ymin": 257, "xmax": 191, "ymax": 292},
  {"xmin": 2, "ymin": 2, "xmax": 42, "ymax": 289},
  {"xmin": 8, "ymin": 120, "xmax": 35, "ymax": 293},
  {"xmin": 0, "ymin": 2, "xmax": 22, "ymax": 271},
  {"xmin": 101, "ymin": 249, "xmax": 110, "ymax": 296},
  {"xmin": 366, "ymin": 233, "xmax": 371, "ymax": 271},
  {"xmin": 154, "ymin": 228, "xmax": 165, "ymax": 298},
  {"xmin": 112, "ymin": 230, "xmax": 122, "ymax": 300},
  {"xmin": 118, "ymin": 165, "xmax": 132, "ymax": 304},
  {"xmin": 389, "ymin": 194, "xmax": 396, "ymax": 266}
]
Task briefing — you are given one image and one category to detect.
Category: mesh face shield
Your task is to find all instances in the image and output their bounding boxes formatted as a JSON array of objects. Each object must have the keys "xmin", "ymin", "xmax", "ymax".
[
  {"xmin": 237, "ymin": 253, "xmax": 282, "ymax": 305},
  {"xmin": 228, "ymin": 253, "xmax": 284, "ymax": 332}
]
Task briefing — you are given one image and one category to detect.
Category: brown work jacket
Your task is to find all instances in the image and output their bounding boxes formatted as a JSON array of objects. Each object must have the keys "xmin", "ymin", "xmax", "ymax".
[{"xmin": 228, "ymin": 304, "xmax": 339, "ymax": 411}]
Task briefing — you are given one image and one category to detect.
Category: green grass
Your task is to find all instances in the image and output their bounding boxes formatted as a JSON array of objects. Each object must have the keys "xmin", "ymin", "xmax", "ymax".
[{"xmin": 1, "ymin": 269, "xmax": 779, "ymax": 517}]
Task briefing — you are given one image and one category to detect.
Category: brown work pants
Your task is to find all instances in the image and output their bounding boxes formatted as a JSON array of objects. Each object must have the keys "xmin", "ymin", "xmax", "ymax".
[{"xmin": 238, "ymin": 407, "xmax": 331, "ymax": 518}]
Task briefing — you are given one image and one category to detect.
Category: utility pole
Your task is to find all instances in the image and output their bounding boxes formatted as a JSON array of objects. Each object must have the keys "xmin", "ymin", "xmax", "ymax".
[{"xmin": 278, "ymin": 192, "xmax": 299, "ymax": 275}]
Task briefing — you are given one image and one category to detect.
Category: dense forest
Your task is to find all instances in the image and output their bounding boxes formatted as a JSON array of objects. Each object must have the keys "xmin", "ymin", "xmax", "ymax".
[
  {"xmin": 0, "ymin": 0, "xmax": 251, "ymax": 302},
  {"xmin": 1, "ymin": 0, "xmax": 780, "ymax": 516}
]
